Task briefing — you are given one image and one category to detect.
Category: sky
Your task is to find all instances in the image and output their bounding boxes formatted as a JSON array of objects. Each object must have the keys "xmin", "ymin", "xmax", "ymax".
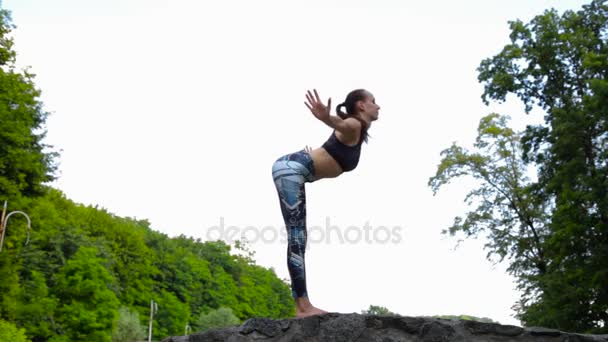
[{"xmin": 3, "ymin": 0, "xmax": 591, "ymax": 326}]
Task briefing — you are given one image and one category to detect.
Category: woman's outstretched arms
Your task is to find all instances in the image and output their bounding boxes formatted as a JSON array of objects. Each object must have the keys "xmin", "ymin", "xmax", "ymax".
[{"xmin": 304, "ymin": 89, "xmax": 359, "ymax": 135}]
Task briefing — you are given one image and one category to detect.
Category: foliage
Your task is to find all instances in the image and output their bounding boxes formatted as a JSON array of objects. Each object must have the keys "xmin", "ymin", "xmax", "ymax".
[
  {"xmin": 0, "ymin": 188, "xmax": 294, "ymax": 341},
  {"xmin": 433, "ymin": 0, "xmax": 608, "ymax": 333},
  {"xmin": 0, "ymin": 319, "xmax": 30, "ymax": 342},
  {"xmin": 361, "ymin": 305, "xmax": 398, "ymax": 316},
  {"xmin": 53, "ymin": 246, "xmax": 120, "ymax": 342},
  {"xmin": 429, "ymin": 113, "xmax": 550, "ymax": 296},
  {"xmin": 111, "ymin": 307, "xmax": 146, "ymax": 342},
  {"xmin": 478, "ymin": 0, "xmax": 608, "ymax": 333},
  {"xmin": 15, "ymin": 269, "xmax": 57, "ymax": 340},
  {"xmin": 195, "ymin": 307, "xmax": 241, "ymax": 332},
  {"xmin": 0, "ymin": 9, "xmax": 58, "ymax": 200}
]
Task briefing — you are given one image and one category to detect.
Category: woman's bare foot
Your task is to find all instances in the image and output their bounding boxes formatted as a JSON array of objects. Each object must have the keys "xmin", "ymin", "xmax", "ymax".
[
  {"xmin": 296, "ymin": 306, "xmax": 328, "ymax": 318},
  {"xmin": 295, "ymin": 296, "xmax": 329, "ymax": 318}
]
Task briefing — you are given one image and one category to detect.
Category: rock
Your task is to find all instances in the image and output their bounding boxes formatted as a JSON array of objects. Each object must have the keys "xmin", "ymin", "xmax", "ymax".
[{"xmin": 161, "ymin": 313, "xmax": 608, "ymax": 342}]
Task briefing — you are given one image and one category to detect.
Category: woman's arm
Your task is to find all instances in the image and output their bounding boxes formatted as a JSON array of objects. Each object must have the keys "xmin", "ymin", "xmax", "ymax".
[
  {"xmin": 304, "ymin": 89, "xmax": 358, "ymax": 135},
  {"xmin": 322, "ymin": 114, "xmax": 360, "ymax": 134}
]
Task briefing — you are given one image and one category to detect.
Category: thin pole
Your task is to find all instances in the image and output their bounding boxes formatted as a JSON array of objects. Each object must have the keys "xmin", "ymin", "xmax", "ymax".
[
  {"xmin": 0, "ymin": 201, "xmax": 8, "ymax": 252},
  {"xmin": 1, "ymin": 201, "xmax": 7, "ymax": 233},
  {"xmin": 148, "ymin": 300, "xmax": 156, "ymax": 342}
]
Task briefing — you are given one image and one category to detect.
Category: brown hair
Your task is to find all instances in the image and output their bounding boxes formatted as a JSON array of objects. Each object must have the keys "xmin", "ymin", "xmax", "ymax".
[{"xmin": 335, "ymin": 89, "xmax": 370, "ymax": 143}]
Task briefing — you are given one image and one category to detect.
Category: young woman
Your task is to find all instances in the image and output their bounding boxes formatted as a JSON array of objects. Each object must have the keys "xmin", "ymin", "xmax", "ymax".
[{"xmin": 271, "ymin": 88, "xmax": 381, "ymax": 318}]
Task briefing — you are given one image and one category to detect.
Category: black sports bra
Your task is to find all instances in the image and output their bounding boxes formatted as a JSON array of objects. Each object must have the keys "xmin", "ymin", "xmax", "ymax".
[{"xmin": 321, "ymin": 118, "xmax": 366, "ymax": 172}]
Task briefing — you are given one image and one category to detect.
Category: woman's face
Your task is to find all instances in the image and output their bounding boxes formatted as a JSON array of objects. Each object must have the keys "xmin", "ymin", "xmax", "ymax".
[{"xmin": 358, "ymin": 92, "xmax": 381, "ymax": 121}]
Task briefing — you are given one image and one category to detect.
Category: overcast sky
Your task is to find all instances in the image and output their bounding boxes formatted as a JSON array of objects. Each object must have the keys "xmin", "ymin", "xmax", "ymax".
[{"xmin": 4, "ymin": 0, "xmax": 590, "ymax": 326}]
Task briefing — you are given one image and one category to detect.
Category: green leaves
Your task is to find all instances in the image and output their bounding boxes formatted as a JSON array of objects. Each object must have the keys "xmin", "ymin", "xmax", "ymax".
[
  {"xmin": 0, "ymin": 10, "xmax": 58, "ymax": 200},
  {"xmin": 0, "ymin": 10, "xmax": 16, "ymax": 66},
  {"xmin": 361, "ymin": 305, "xmax": 397, "ymax": 316},
  {"xmin": 450, "ymin": 0, "xmax": 608, "ymax": 333},
  {"xmin": 429, "ymin": 113, "xmax": 551, "ymax": 322},
  {"xmin": 0, "ymin": 319, "xmax": 30, "ymax": 342},
  {"xmin": 0, "ymin": 188, "xmax": 294, "ymax": 341},
  {"xmin": 195, "ymin": 307, "xmax": 240, "ymax": 332},
  {"xmin": 111, "ymin": 307, "xmax": 146, "ymax": 342},
  {"xmin": 54, "ymin": 247, "xmax": 120, "ymax": 342}
]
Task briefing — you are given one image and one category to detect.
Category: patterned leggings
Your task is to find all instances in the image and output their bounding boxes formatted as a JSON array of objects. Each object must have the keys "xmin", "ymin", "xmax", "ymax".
[{"xmin": 271, "ymin": 149, "xmax": 317, "ymax": 298}]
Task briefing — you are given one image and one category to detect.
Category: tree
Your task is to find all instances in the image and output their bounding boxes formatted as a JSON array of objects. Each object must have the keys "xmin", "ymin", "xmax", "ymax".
[
  {"xmin": 0, "ymin": 319, "xmax": 30, "ymax": 342},
  {"xmin": 0, "ymin": 9, "xmax": 58, "ymax": 200},
  {"xmin": 15, "ymin": 270, "xmax": 57, "ymax": 340},
  {"xmin": 195, "ymin": 307, "xmax": 240, "ymax": 332},
  {"xmin": 53, "ymin": 247, "xmax": 120, "ymax": 341},
  {"xmin": 437, "ymin": 0, "xmax": 607, "ymax": 333},
  {"xmin": 361, "ymin": 305, "xmax": 397, "ymax": 316},
  {"xmin": 111, "ymin": 307, "xmax": 146, "ymax": 342},
  {"xmin": 152, "ymin": 290, "xmax": 190, "ymax": 340},
  {"xmin": 429, "ymin": 114, "xmax": 550, "ymax": 306}
]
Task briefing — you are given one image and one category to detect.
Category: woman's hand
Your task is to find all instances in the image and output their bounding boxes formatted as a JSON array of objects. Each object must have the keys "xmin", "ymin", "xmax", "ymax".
[{"xmin": 304, "ymin": 89, "xmax": 331, "ymax": 123}]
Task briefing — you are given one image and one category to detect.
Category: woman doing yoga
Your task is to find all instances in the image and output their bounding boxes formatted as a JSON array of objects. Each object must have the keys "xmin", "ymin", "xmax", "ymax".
[{"xmin": 271, "ymin": 88, "xmax": 380, "ymax": 318}]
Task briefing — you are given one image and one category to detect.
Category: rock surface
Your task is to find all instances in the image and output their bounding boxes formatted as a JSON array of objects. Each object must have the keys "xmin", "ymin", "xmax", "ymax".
[{"xmin": 162, "ymin": 313, "xmax": 608, "ymax": 342}]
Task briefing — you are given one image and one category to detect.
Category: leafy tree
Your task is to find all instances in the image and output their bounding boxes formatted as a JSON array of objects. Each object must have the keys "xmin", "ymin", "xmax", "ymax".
[
  {"xmin": 0, "ymin": 319, "xmax": 30, "ymax": 342},
  {"xmin": 0, "ymin": 242, "xmax": 21, "ymax": 319},
  {"xmin": 476, "ymin": 0, "xmax": 608, "ymax": 333},
  {"xmin": 195, "ymin": 307, "xmax": 240, "ymax": 332},
  {"xmin": 152, "ymin": 290, "xmax": 190, "ymax": 340},
  {"xmin": 70, "ymin": 204, "xmax": 158, "ymax": 307},
  {"xmin": 429, "ymin": 114, "xmax": 550, "ymax": 306},
  {"xmin": 0, "ymin": 9, "xmax": 58, "ymax": 200},
  {"xmin": 361, "ymin": 305, "xmax": 397, "ymax": 316},
  {"xmin": 111, "ymin": 307, "xmax": 146, "ymax": 342},
  {"xmin": 15, "ymin": 269, "xmax": 58, "ymax": 340},
  {"xmin": 53, "ymin": 246, "xmax": 120, "ymax": 341},
  {"xmin": 0, "ymin": 8, "xmax": 58, "ymax": 328}
]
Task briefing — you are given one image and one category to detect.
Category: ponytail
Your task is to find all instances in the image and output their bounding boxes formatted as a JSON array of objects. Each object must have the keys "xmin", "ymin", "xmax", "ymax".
[{"xmin": 336, "ymin": 103, "xmax": 347, "ymax": 119}]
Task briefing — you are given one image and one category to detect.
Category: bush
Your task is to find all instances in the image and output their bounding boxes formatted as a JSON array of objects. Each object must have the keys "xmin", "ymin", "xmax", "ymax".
[
  {"xmin": 112, "ymin": 307, "xmax": 147, "ymax": 342},
  {"xmin": 0, "ymin": 320, "xmax": 30, "ymax": 342},
  {"xmin": 195, "ymin": 307, "xmax": 240, "ymax": 332}
]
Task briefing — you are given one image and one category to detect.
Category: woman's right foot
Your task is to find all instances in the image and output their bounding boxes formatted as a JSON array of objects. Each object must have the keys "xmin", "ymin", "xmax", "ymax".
[
  {"xmin": 294, "ymin": 296, "xmax": 329, "ymax": 318},
  {"xmin": 296, "ymin": 306, "xmax": 328, "ymax": 318}
]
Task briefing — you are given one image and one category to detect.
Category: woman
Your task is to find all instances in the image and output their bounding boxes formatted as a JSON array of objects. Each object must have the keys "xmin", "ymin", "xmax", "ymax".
[{"xmin": 271, "ymin": 88, "xmax": 381, "ymax": 318}]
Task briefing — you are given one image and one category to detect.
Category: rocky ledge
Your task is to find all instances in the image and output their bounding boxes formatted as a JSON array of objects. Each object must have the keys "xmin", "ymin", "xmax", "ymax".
[{"xmin": 162, "ymin": 313, "xmax": 608, "ymax": 342}]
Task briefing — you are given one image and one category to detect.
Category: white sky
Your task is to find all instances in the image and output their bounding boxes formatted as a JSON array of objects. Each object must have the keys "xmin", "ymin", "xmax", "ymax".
[{"xmin": 4, "ymin": 0, "xmax": 590, "ymax": 326}]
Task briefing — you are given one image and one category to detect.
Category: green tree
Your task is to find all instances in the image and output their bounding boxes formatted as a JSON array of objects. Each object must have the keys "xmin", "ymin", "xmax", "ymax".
[
  {"xmin": 111, "ymin": 307, "xmax": 146, "ymax": 342},
  {"xmin": 15, "ymin": 270, "xmax": 58, "ymax": 340},
  {"xmin": 53, "ymin": 246, "xmax": 120, "ymax": 341},
  {"xmin": 476, "ymin": 0, "xmax": 608, "ymax": 333},
  {"xmin": 429, "ymin": 114, "xmax": 550, "ymax": 303},
  {"xmin": 195, "ymin": 307, "xmax": 240, "ymax": 332},
  {"xmin": 0, "ymin": 8, "xmax": 57, "ymax": 328},
  {"xmin": 0, "ymin": 319, "xmax": 30, "ymax": 342},
  {"xmin": 0, "ymin": 9, "xmax": 58, "ymax": 200},
  {"xmin": 152, "ymin": 290, "xmax": 190, "ymax": 340},
  {"xmin": 361, "ymin": 305, "xmax": 397, "ymax": 316}
]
